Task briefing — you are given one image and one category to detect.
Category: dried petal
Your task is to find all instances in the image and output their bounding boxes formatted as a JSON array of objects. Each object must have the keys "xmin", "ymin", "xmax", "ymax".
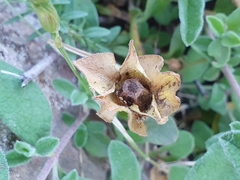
[
  {"xmin": 73, "ymin": 53, "xmax": 119, "ymax": 95},
  {"xmin": 151, "ymin": 72, "xmax": 181, "ymax": 123},
  {"xmin": 120, "ymin": 40, "xmax": 148, "ymax": 79},
  {"xmin": 94, "ymin": 94, "xmax": 130, "ymax": 123},
  {"xmin": 138, "ymin": 55, "xmax": 164, "ymax": 80},
  {"xmin": 128, "ymin": 113, "xmax": 147, "ymax": 136}
]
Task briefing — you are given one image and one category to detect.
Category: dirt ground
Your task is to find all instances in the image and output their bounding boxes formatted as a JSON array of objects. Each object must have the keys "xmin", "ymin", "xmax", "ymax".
[{"xmin": 0, "ymin": 2, "xmax": 108, "ymax": 180}]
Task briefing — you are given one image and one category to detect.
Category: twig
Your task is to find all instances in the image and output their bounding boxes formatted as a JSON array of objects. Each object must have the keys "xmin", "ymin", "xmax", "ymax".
[
  {"xmin": 221, "ymin": 65, "xmax": 240, "ymax": 101},
  {"xmin": 21, "ymin": 53, "xmax": 57, "ymax": 87},
  {"xmin": 168, "ymin": 161, "xmax": 196, "ymax": 167},
  {"xmin": 36, "ymin": 109, "xmax": 89, "ymax": 180}
]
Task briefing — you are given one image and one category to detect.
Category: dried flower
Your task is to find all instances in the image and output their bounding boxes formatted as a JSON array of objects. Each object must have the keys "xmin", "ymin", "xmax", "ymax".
[{"xmin": 73, "ymin": 40, "xmax": 181, "ymax": 136}]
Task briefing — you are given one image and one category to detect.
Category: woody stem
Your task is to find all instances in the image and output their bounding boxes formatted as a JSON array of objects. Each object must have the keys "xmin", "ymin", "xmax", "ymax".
[{"xmin": 112, "ymin": 117, "xmax": 169, "ymax": 173}]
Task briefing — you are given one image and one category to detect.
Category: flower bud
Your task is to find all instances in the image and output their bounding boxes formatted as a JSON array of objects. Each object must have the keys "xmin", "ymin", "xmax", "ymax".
[{"xmin": 32, "ymin": 2, "xmax": 59, "ymax": 33}]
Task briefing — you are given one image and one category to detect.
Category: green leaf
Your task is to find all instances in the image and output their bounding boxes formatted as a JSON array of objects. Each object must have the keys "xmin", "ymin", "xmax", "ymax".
[
  {"xmin": 166, "ymin": 26, "xmax": 185, "ymax": 57},
  {"xmin": 36, "ymin": 136, "xmax": 59, "ymax": 156},
  {"xmin": 214, "ymin": 0, "xmax": 236, "ymax": 15},
  {"xmin": 108, "ymin": 140, "xmax": 141, "ymax": 180},
  {"xmin": 85, "ymin": 99, "xmax": 100, "ymax": 111},
  {"xmin": 207, "ymin": 39, "xmax": 231, "ymax": 68},
  {"xmin": 169, "ymin": 166, "xmax": 190, "ymax": 180},
  {"xmin": 0, "ymin": 150, "xmax": 9, "ymax": 180},
  {"xmin": 70, "ymin": 90, "xmax": 88, "ymax": 106},
  {"xmin": 209, "ymin": 83, "xmax": 227, "ymax": 115},
  {"xmin": 191, "ymin": 121, "xmax": 213, "ymax": 151},
  {"xmin": 84, "ymin": 133, "xmax": 110, "ymax": 158},
  {"xmin": 138, "ymin": 0, "xmax": 169, "ymax": 22},
  {"xmin": 61, "ymin": 11, "xmax": 88, "ymax": 21},
  {"xmin": 74, "ymin": 124, "xmax": 88, "ymax": 148},
  {"xmin": 198, "ymin": 95, "xmax": 210, "ymax": 111},
  {"xmin": 146, "ymin": 117, "xmax": 179, "ymax": 145},
  {"xmin": 191, "ymin": 36, "xmax": 212, "ymax": 52},
  {"xmin": 219, "ymin": 131, "xmax": 240, "ymax": 174},
  {"xmin": 72, "ymin": 0, "xmax": 99, "ymax": 27},
  {"xmin": 0, "ymin": 61, "xmax": 51, "ymax": 145},
  {"xmin": 228, "ymin": 55, "xmax": 240, "ymax": 67},
  {"xmin": 180, "ymin": 49, "xmax": 209, "ymax": 83},
  {"xmin": 185, "ymin": 142, "xmax": 240, "ymax": 180},
  {"xmin": 14, "ymin": 141, "xmax": 36, "ymax": 157},
  {"xmin": 178, "ymin": 0, "xmax": 205, "ymax": 46},
  {"xmin": 103, "ymin": 26, "xmax": 121, "ymax": 43},
  {"xmin": 112, "ymin": 46, "xmax": 129, "ymax": 57},
  {"xmin": 52, "ymin": 78, "xmax": 77, "ymax": 100},
  {"xmin": 84, "ymin": 27, "xmax": 110, "ymax": 38},
  {"xmin": 128, "ymin": 131, "xmax": 145, "ymax": 144},
  {"xmin": 86, "ymin": 121, "xmax": 107, "ymax": 133},
  {"xmin": 221, "ymin": 31, "xmax": 240, "ymax": 48},
  {"xmin": 229, "ymin": 121, "xmax": 240, "ymax": 130},
  {"xmin": 203, "ymin": 66, "xmax": 220, "ymax": 81},
  {"xmin": 6, "ymin": 150, "xmax": 31, "ymax": 167},
  {"xmin": 61, "ymin": 113, "xmax": 75, "ymax": 126},
  {"xmin": 226, "ymin": 8, "xmax": 240, "ymax": 32},
  {"xmin": 160, "ymin": 131, "xmax": 195, "ymax": 161},
  {"xmin": 206, "ymin": 15, "xmax": 225, "ymax": 37},
  {"xmin": 62, "ymin": 169, "xmax": 78, "ymax": 180}
]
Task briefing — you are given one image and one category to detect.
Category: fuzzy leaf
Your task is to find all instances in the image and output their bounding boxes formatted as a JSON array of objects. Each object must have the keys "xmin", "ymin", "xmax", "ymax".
[
  {"xmin": 6, "ymin": 150, "xmax": 31, "ymax": 167},
  {"xmin": 84, "ymin": 133, "xmax": 110, "ymax": 158},
  {"xmin": 185, "ymin": 142, "xmax": 240, "ymax": 180},
  {"xmin": 178, "ymin": 0, "xmax": 205, "ymax": 46},
  {"xmin": 226, "ymin": 8, "xmax": 240, "ymax": 32},
  {"xmin": 191, "ymin": 121, "xmax": 213, "ymax": 151},
  {"xmin": 108, "ymin": 140, "xmax": 141, "ymax": 180},
  {"xmin": 0, "ymin": 61, "xmax": 51, "ymax": 145},
  {"xmin": 62, "ymin": 169, "xmax": 78, "ymax": 180},
  {"xmin": 219, "ymin": 131, "xmax": 240, "ymax": 174},
  {"xmin": 74, "ymin": 124, "xmax": 88, "ymax": 148},
  {"xmin": 160, "ymin": 131, "xmax": 195, "ymax": 161},
  {"xmin": 52, "ymin": 78, "xmax": 77, "ymax": 100},
  {"xmin": 166, "ymin": 26, "xmax": 185, "ymax": 57},
  {"xmin": 61, "ymin": 11, "xmax": 88, "ymax": 21},
  {"xmin": 209, "ymin": 83, "xmax": 227, "ymax": 115},
  {"xmin": 221, "ymin": 31, "xmax": 240, "ymax": 48},
  {"xmin": 169, "ymin": 166, "xmax": 190, "ymax": 180},
  {"xmin": 14, "ymin": 141, "xmax": 36, "ymax": 157},
  {"xmin": 0, "ymin": 150, "xmax": 9, "ymax": 180},
  {"xmin": 146, "ymin": 117, "xmax": 179, "ymax": 145},
  {"xmin": 86, "ymin": 121, "xmax": 107, "ymax": 134},
  {"xmin": 84, "ymin": 27, "xmax": 110, "ymax": 38},
  {"xmin": 180, "ymin": 49, "xmax": 209, "ymax": 83},
  {"xmin": 203, "ymin": 66, "xmax": 220, "ymax": 82},
  {"xmin": 207, "ymin": 39, "xmax": 231, "ymax": 67},
  {"xmin": 206, "ymin": 15, "xmax": 225, "ymax": 37},
  {"xmin": 70, "ymin": 90, "xmax": 88, "ymax": 106},
  {"xmin": 229, "ymin": 121, "xmax": 240, "ymax": 130},
  {"xmin": 61, "ymin": 113, "xmax": 75, "ymax": 126},
  {"xmin": 36, "ymin": 136, "xmax": 59, "ymax": 156}
]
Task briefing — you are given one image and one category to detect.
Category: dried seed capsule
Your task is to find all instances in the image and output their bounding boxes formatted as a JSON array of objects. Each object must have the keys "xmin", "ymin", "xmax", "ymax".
[{"xmin": 117, "ymin": 79, "xmax": 152, "ymax": 112}]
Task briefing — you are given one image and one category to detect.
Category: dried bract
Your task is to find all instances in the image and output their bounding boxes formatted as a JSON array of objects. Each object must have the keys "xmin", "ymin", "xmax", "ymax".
[{"xmin": 73, "ymin": 40, "xmax": 181, "ymax": 136}]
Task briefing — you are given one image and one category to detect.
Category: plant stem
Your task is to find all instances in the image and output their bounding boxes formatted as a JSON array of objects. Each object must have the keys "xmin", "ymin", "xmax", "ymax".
[
  {"xmin": 221, "ymin": 65, "xmax": 240, "ymax": 101},
  {"xmin": 112, "ymin": 117, "xmax": 169, "ymax": 173},
  {"xmin": 36, "ymin": 109, "xmax": 89, "ymax": 180}
]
